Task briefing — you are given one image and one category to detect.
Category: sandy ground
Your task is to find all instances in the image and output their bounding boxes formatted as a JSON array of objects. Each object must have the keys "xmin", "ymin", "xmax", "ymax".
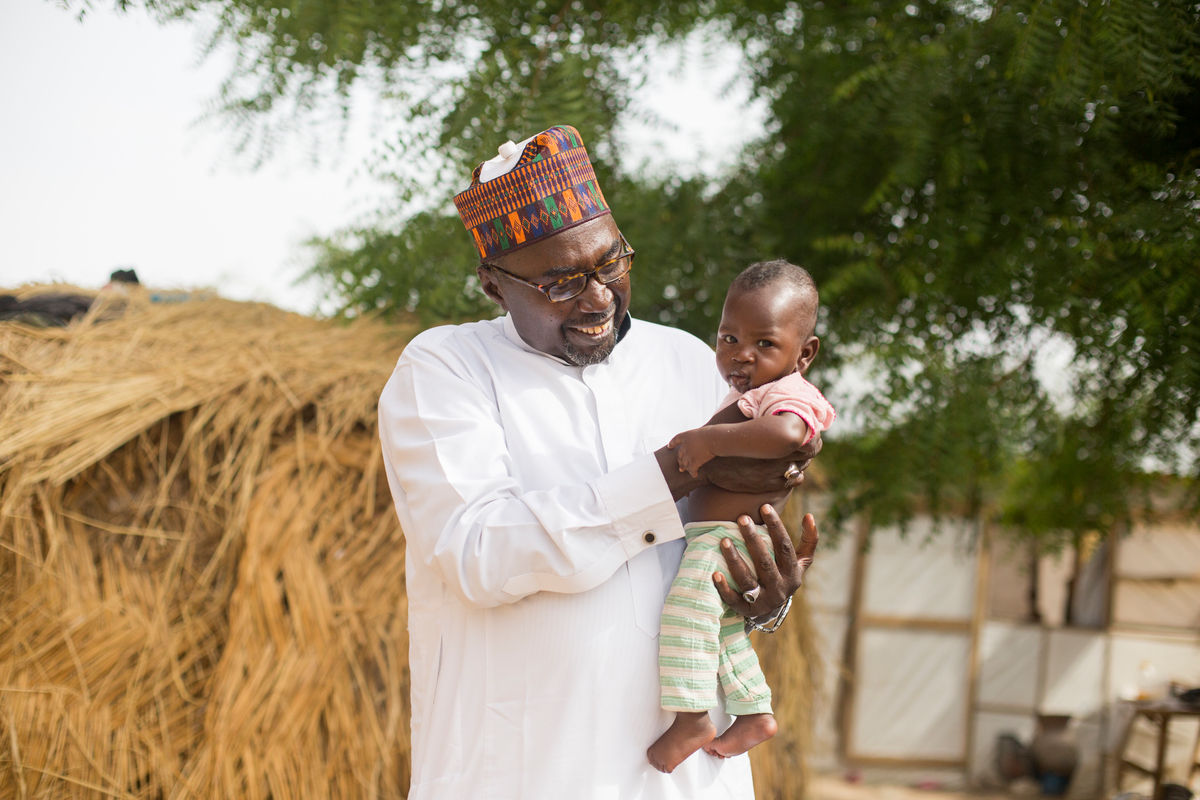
[{"xmin": 810, "ymin": 774, "xmax": 1017, "ymax": 800}]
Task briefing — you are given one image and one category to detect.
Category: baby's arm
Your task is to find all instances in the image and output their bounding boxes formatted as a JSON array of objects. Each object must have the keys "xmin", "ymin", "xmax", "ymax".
[{"xmin": 669, "ymin": 413, "xmax": 811, "ymax": 477}]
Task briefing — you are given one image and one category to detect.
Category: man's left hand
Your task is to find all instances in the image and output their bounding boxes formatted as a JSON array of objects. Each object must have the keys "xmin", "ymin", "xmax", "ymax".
[{"xmin": 713, "ymin": 505, "xmax": 818, "ymax": 618}]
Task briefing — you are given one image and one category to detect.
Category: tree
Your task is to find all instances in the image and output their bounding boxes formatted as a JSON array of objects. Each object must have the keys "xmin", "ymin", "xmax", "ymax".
[
  {"xmin": 83, "ymin": 0, "xmax": 1200, "ymax": 542},
  {"xmin": 723, "ymin": 0, "xmax": 1200, "ymax": 538}
]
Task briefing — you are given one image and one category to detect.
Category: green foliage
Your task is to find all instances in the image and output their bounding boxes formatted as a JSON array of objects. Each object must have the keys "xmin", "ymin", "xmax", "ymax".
[
  {"xmin": 607, "ymin": 171, "xmax": 765, "ymax": 341},
  {"xmin": 721, "ymin": 0, "xmax": 1200, "ymax": 539},
  {"xmin": 84, "ymin": 0, "xmax": 1200, "ymax": 544},
  {"xmin": 306, "ymin": 210, "xmax": 487, "ymax": 325},
  {"xmin": 821, "ymin": 353, "xmax": 1044, "ymax": 529}
]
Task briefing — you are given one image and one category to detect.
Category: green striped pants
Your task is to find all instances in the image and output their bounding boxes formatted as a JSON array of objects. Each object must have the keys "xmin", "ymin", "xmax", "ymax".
[{"xmin": 658, "ymin": 522, "xmax": 774, "ymax": 716}]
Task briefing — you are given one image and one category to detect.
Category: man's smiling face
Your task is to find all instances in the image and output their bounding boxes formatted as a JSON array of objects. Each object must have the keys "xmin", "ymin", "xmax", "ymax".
[{"xmin": 477, "ymin": 215, "xmax": 631, "ymax": 366}]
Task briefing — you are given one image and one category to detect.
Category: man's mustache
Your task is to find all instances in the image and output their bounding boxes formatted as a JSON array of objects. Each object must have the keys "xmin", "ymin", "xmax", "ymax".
[{"xmin": 569, "ymin": 304, "xmax": 617, "ymax": 327}]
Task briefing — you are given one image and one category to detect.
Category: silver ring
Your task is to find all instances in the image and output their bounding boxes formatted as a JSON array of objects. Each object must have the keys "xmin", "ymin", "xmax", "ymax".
[
  {"xmin": 742, "ymin": 585, "xmax": 762, "ymax": 604},
  {"xmin": 783, "ymin": 463, "xmax": 800, "ymax": 481}
]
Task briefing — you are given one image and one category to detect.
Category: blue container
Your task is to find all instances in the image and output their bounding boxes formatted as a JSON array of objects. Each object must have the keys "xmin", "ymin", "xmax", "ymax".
[{"xmin": 1039, "ymin": 773, "xmax": 1070, "ymax": 796}]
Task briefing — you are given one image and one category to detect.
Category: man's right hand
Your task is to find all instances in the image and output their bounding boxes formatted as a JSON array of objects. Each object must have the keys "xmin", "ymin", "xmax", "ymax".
[
  {"xmin": 700, "ymin": 433, "xmax": 821, "ymax": 494},
  {"xmin": 655, "ymin": 433, "xmax": 821, "ymax": 502}
]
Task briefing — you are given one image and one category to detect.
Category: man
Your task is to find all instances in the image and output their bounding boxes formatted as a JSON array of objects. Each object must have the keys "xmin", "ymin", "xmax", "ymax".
[{"xmin": 378, "ymin": 125, "xmax": 820, "ymax": 799}]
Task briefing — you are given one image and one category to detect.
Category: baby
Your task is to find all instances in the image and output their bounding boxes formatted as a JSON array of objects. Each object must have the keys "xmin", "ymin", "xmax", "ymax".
[{"xmin": 647, "ymin": 260, "xmax": 836, "ymax": 774}]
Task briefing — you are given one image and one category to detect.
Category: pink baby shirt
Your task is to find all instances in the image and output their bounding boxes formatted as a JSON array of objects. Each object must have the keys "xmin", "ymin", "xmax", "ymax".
[{"xmin": 719, "ymin": 372, "xmax": 836, "ymax": 445}]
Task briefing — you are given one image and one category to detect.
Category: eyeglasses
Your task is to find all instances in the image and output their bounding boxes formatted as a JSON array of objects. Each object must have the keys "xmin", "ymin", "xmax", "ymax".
[{"xmin": 485, "ymin": 233, "xmax": 635, "ymax": 303}]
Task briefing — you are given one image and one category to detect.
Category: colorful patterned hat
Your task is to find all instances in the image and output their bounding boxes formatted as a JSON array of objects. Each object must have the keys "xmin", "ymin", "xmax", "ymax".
[{"xmin": 453, "ymin": 125, "xmax": 611, "ymax": 262}]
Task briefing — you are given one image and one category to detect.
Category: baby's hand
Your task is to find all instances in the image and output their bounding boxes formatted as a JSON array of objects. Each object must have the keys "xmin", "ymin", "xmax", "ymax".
[{"xmin": 668, "ymin": 429, "xmax": 717, "ymax": 477}]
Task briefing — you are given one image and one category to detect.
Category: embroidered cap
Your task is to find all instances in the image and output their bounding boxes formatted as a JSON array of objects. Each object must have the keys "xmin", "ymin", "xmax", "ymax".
[{"xmin": 453, "ymin": 125, "xmax": 611, "ymax": 262}]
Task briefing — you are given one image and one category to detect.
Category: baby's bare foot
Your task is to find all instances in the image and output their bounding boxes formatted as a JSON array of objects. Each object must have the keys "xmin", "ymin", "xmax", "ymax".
[
  {"xmin": 648, "ymin": 711, "xmax": 717, "ymax": 774},
  {"xmin": 703, "ymin": 713, "xmax": 777, "ymax": 759}
]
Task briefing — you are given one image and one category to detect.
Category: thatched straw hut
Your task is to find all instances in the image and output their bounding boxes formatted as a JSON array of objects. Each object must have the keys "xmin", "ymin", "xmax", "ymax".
[{"xmin": 0, "ymin": 289, "xmax": 817, "ymax": 799}]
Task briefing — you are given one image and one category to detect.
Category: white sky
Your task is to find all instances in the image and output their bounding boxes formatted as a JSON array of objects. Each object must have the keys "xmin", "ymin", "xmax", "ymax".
[{"xmin": 0, "ymin": 2, "xmax": 766, "ymax": 314}]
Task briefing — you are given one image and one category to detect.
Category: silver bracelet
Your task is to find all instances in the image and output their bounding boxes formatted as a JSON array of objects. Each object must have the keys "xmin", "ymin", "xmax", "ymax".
[{"xmin": 746, "ymin": 596, "xmax": 792, "ymax": 634}]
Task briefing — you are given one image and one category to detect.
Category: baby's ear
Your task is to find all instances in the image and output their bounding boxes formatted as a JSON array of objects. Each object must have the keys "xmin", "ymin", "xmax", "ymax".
[{"xmin": 796, "ymin": 336, "xmax": 820, "ymax": 373}]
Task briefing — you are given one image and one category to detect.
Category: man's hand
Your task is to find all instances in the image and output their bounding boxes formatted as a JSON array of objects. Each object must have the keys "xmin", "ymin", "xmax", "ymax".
[
  {"xmin": 656, "ymin": 429, "xmax": 822, "ymax": 502},
  {"xmin": 713, "ymin": 505, "xmax": 819, "ymax": 618},
  {"xmin": 700, "ymin": 433, "xmax": 821, "ymax": 494},
  {"xmin": 668, "ymin": 428, "xmax": 716, "ymax": 477}
]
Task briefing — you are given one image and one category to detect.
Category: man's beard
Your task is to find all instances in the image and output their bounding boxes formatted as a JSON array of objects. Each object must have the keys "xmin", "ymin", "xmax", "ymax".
[
  {"xmin": 562, "ymin": 333, "xmax": 618, "ymax": 366},
  {"xmin": 560, "ymin": 306, "xmax": 620, "ymax": 367}
]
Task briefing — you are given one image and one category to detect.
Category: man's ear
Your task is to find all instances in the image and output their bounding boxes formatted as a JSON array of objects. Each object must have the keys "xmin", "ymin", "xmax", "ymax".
[
  {"xmin": 478, "ymin": 265, "xmax": 509, "ymax": 311},
  {"xmin": 796, "ymin": 336, "xmax": 820, "ymax": 373}
]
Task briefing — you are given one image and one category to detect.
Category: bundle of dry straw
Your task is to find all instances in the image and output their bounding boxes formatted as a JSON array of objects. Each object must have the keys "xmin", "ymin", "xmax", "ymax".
[
  {"xmin": 0, "ymin": 288, "xmax": 818, "ymax": 799},
  {"xmin": 1, "ymin": 290, "xmax": 412, "ymax": 798}
]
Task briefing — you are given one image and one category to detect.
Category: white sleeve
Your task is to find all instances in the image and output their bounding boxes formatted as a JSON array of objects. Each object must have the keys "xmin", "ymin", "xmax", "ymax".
[{"xmin": 378, "ymin": 342, "xmax": 686, "ymax": 609}]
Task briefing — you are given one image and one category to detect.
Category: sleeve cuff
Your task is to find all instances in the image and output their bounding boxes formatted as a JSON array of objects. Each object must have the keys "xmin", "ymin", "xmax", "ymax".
[{"xmin": 595, "ymin": 453, "xmax": 687, "ymax": 558}]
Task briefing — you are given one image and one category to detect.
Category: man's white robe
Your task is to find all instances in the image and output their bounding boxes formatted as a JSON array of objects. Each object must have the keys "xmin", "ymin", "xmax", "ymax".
[{"xmin": 379, "ymin": 313, "xmax": 756, "ymax": 799}]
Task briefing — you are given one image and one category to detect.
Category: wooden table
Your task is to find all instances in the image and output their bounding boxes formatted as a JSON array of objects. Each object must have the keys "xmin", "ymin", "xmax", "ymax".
[{"xmin": 1116, "ymin": 699, "xmax": 1200, "ymax": 800}]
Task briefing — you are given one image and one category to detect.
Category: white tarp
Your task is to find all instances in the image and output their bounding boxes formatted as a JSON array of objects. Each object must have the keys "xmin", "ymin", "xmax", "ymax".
[
  {"xmin": 1118, "ymin": 524, "xmax": 1200, "ymax": 579},
  {"xmin": 1108, "ymin": 632, "xmax": 1200, "ymax": 696},
  {"xmin": 811, "ymin": 608, "xmax": 850, "ymax": 768},
  {"xmin": 806, "ymin": 522, "xmax": 858, "ymax": 613},
  {"xmin": 1041, "ymin": 629, "xmax": 1106, "ymax": 717},
  {"xmin": 977, "ymin": 622, "xmax": 1041, "ymax": 709},
  {"xmin": 1114, "ymin": 579, "xmax": 1200, "ymax": 630},
  {"xmin": 799, "ymin": 495, "xmax": 1200, "ymax": 786},
  {"xmin": 862, "ymin": 519, "xmax": 977, "ymax": 621},
  {"xmin": 851, "ymin": 628, "xmax": 971, "ymax": 760}
]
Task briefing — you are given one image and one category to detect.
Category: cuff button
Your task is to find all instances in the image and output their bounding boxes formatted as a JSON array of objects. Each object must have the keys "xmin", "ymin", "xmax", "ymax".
[{"xmin": 643, "ymin": 531, "xmax": 657, "ymax": 544}]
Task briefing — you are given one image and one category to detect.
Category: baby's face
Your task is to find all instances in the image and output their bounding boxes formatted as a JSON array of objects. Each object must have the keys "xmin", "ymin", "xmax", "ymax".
[{"xmin": 716, "ymin": 284, "xmax": 819, "ymax": 392}]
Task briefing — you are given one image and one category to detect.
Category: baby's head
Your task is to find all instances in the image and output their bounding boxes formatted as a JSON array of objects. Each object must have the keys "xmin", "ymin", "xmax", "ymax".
[{"xmin": 717, "ymin": 260, "xmax": 820, "ymax": 392}]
